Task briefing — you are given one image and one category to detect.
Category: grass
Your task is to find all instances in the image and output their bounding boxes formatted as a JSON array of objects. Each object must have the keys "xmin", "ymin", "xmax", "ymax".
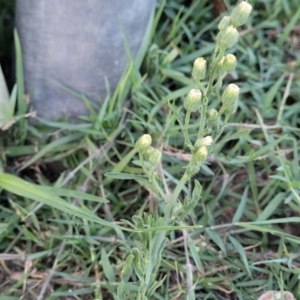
[{"xmin": 1, "ymin": 0, "xmax": 300, "ymax": 299}]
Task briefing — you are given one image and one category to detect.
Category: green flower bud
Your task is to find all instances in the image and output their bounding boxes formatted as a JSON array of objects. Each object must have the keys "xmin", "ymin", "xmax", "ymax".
[
  {"xmin": 216, "ymin": 25, "xmax": 239, "ymax": 49},
  {"xmin": 184, "ymin": 89, "xmax": 202, "ymax": 112},
  {"xmin": 192, "ymin": 57, "xmax": 207, "ymax": 82},
  {"xmin": 149, "ymin": 149, "xmax": 162, "ymax": 166},
  {"xmin": 194, "ymin": 146, "xmax": 208, "ymax": 164},
  {"xmin": 223, "ymin": 54, "xmax": 237, "ymax": 73},
  {"xmin": 195, "ymin": 136, "xmax": 213, "ymax": 149},
  {"xmin": 144, "ymin": 146, "xmax": 154, "ymax": 161},
  {"xmin": 207, "ymin": 109, "xmax": 219, "ymax": 121},
  {"xmin": 135, "ymin": 134, "xmax": 152, "ymax": 153},
  {"xmin": 218, "ymin": 16, "xmax": 231, "ymax": 31},
  {"xmin": 222, "ymin": 84, "xmax": 240, "ymax": 108},
  {"xmin": 230, "ymin": 1, "xmax": 252, "ymax": 27}
]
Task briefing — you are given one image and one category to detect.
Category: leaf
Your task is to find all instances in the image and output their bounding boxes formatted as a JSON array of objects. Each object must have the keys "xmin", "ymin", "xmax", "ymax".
[
  {"xmin": 103, "ymin": 149, "xmax": 136, "ymax": 185},
  {"xmin": 206, "ymin": 229, "xmax": 226, "ymax": 253},
  {"xmin": 14, "ymin": 29, "xmax": 26, "ymax": 116},
  {"xmin": 232, "ymin": 186, "xmax": 249, "ymax": 223},
  {"xmin": 256, "ymin": 192, "xmax": 284, "ymax": 221},
  {"xmin": 277, "ymin": 6, "xmax": 300, "ymax": 47},
  {"xmin": 105, "ymin": 172, "xmax": 147, "ymax": 181},
  {"xmin": 42, "ymin": 186, "xmax": 108, "ymax": 203},
  {"xmin": 229, "ymin": 235, "xmax": 252, "ymax": 278},
  {"xmin": 168, "ymin": 100, "xmax": 183, "ymax": 127},
  {"xmin": 101, "ymin": 248, "xmax": 116, "ymax": 282},
  {"xmin": 218, "ymin": 130, "xmax": 250, "ymax": 145},
  {"xmin": 105, "ymin": 172, "xmax": 154, "ymax": 191},
  {"xmin": 0, "ymin": 173, "xmax": 118, "ymax": 229},
  {"xmin": 262, "ymin": 74, "xmax": 285, "ymax": 113},
  {"xmin": 0, "ymin": 64, "xmax": 9, "ymax": 120},
  {"xmin": 188, "ymin": 238, "xmax": 202, "ymax": 271},
  {"xmin": 192, "ymin": 180, "xmax": 202, "ymax": 202},
  {"xmin": 19, "ymin": 133, "xmax": 83, "ymax": 170},
  {"xmin": 0, "ymin": 223, "xmax": 8, "ymax": 236}
]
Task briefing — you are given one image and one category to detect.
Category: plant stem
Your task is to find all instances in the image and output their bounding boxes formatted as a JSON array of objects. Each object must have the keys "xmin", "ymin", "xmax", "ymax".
[
  {"xmin": 139, "ymin": 153, "xmax": 148, "ymax": 176},
  {"xmin": 197, "ymin": 100, "xmax": 207, "ymax": 141},
  {"xmin": 183, "ymin": 111, "xmax": 193, "ymax": 150},
  {"xmin": 143, "ymin": 171, "xmax": 190, "ymax": 294},
  {"xmin": 196, "ymin": 48, "xmax": 224, "ymax": 142}
]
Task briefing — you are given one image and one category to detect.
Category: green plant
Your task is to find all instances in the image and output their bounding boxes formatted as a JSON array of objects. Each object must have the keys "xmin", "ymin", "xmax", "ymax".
[
  {"xmin": 0, "ymin": 30, "xmax": 32, "ymax": 131},
  {"xmin": 1, "ymin": 1, "xmax": 299, "ymax": 298},
  {"xmin": 112, "ymin": 2, "xmax": 253, "ymax": 299}
]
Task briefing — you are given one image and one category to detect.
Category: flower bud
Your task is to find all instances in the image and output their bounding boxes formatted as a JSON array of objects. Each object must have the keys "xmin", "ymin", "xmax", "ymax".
[
  {"xmin": 218, "ymin": 16, "xmax": 231, "ymax": 31},
  {"xmin": 148, "ymin": 148, "xmax": 162, "ymax": 166},
  {"xmin": 216, "ymin": 25, "xmax": 239, "ymax": 49},
  {"xmin": 230, "ymin": 1, "xmax": 252, "ymax": 27},
  {"xmin": 192, "ymin": 57, "xmax": 207, "ymax": 82},
  {"xmin": 223, "ymin": 54, "xmax": 237, "ymax": 73},
  {"xmin": 135, "ymin": 134, "xmax": 152, "ymax": 153},
  {"xmin": 194, "ymin": 146, "xmax": 208, "ymax": 163},
  {"xmin": 144, "ymin": 146, "xmax": 154, "ymax": 160},
  {"xmin": 207, "ymin": 109, "xmax": 219, "ymax": 121},
  {"xmin": 222, "ymin": 84, "xmax": 240, "ymax": 108},
  {"xmin": 184, "ymin": 89, "xmax": 202, "ymax": 112},
  {"xmin": 195, "ymin": 136, "xmax": 213, "ymax": 149}
]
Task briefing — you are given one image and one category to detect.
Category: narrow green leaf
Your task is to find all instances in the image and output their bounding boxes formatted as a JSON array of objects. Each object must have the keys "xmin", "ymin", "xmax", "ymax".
[
  {"xmin": 103, "ymin": 149, "xmax": 136, "ymax": 185},
  {"xmin": 206, "ymin": 229, "xmax": 226, "ymax": 253},
  {"xmin": 19, "ymin": 133, "xmax": 83, "ymax": 170},
  {"xmin": 0, "ymin": 223, "xmax": 8, "ymax": 235},
  {"xmin": 42, "ymin": 187, "xmax": 108, "ymax": 203},
  {"xmin": 168, "ymin": 100, "xmax": 183, "ymax": 127},
  {"xmin": 101, "ymin": 248, "xmax": 116, "ymax": 282},
  {"xmin": 229, "ymin": 235, "xmax": 252, "ymax": 278},
  {"xmin": 277, "ymin": 6, "xmax": 300, "ymax": 47},
  {"xmin": 106, "ymin": 171, "xmax": 156, "ymax": 192},
  {"xmin": 218, "ymin": 130, "xmax": 250, "ymax": 145},
  {"xmin": 233, "ymin": 186, "xmax": 249, "ymax": 223},
  {"xmin": 256, "ymin": 192, "xmax": 284, "ymax": 221},
  {"xmin": 105, "ymin": 172, "xmax": 147, "ymax": 181},
  {"xmin": 246, "ymin": 217, "xmax": 300, "ymax": 225},
  {"xmin": 14, "ymin": 29, "xmax": 26, "ymax": 116},
  {"xmin": 262, "ymin": 74, "xmax": 285, "ymax": 113},
  {"xmin": 237, "ymin": 223, "xmax": 300, "ymax": 244},
  {"xmin": 0, "ymin": 173, "xmax": 118, "ymax": 230},
  {"xmin": 0, "ymin": 64, "xmax": 9, "ymax": 120},
  {"xmin": 188, "ymin": 238, "xmax": 202, "ymax": 271},
  {"xmin": 192, "ymin": 180, "xmax": 202, "ymax": 202}
]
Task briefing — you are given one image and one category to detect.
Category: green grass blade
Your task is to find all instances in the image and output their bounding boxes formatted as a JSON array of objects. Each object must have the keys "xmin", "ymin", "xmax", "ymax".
[
  {"xmin": 42, "ymin": 186, "xmax": 108, "ymax": 203},
  {"xmin": 0, "ymin": 64, "xmax": 9, "ymax": 120},
  {"xmin": 19, "ymin": 133, "xmax": 83, "ymax": 170},
  {"xmin": 277, "ymin": 6, "xmax": 300, "ymax": 47},
  {"xmin": 232, "ymin": 186, "xmax": 249, "ymax": 223},
  {"xmin": 0, "ymin": 173, "xmax": 118, "ymax": 229},
  {"xmin": 256, "ymin": 192, "xmax": 284, "ymax": 221},
  {"xmin": 262, "ymin": 74, "xmax": 285, "ymax": 114},
  {"xmin": 14, "ymin": 29, "xmax": 26, "ymax": 116},
  {"xmin": 229, "ymin": 235, "xmax": 252, "ymax": 278}
]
